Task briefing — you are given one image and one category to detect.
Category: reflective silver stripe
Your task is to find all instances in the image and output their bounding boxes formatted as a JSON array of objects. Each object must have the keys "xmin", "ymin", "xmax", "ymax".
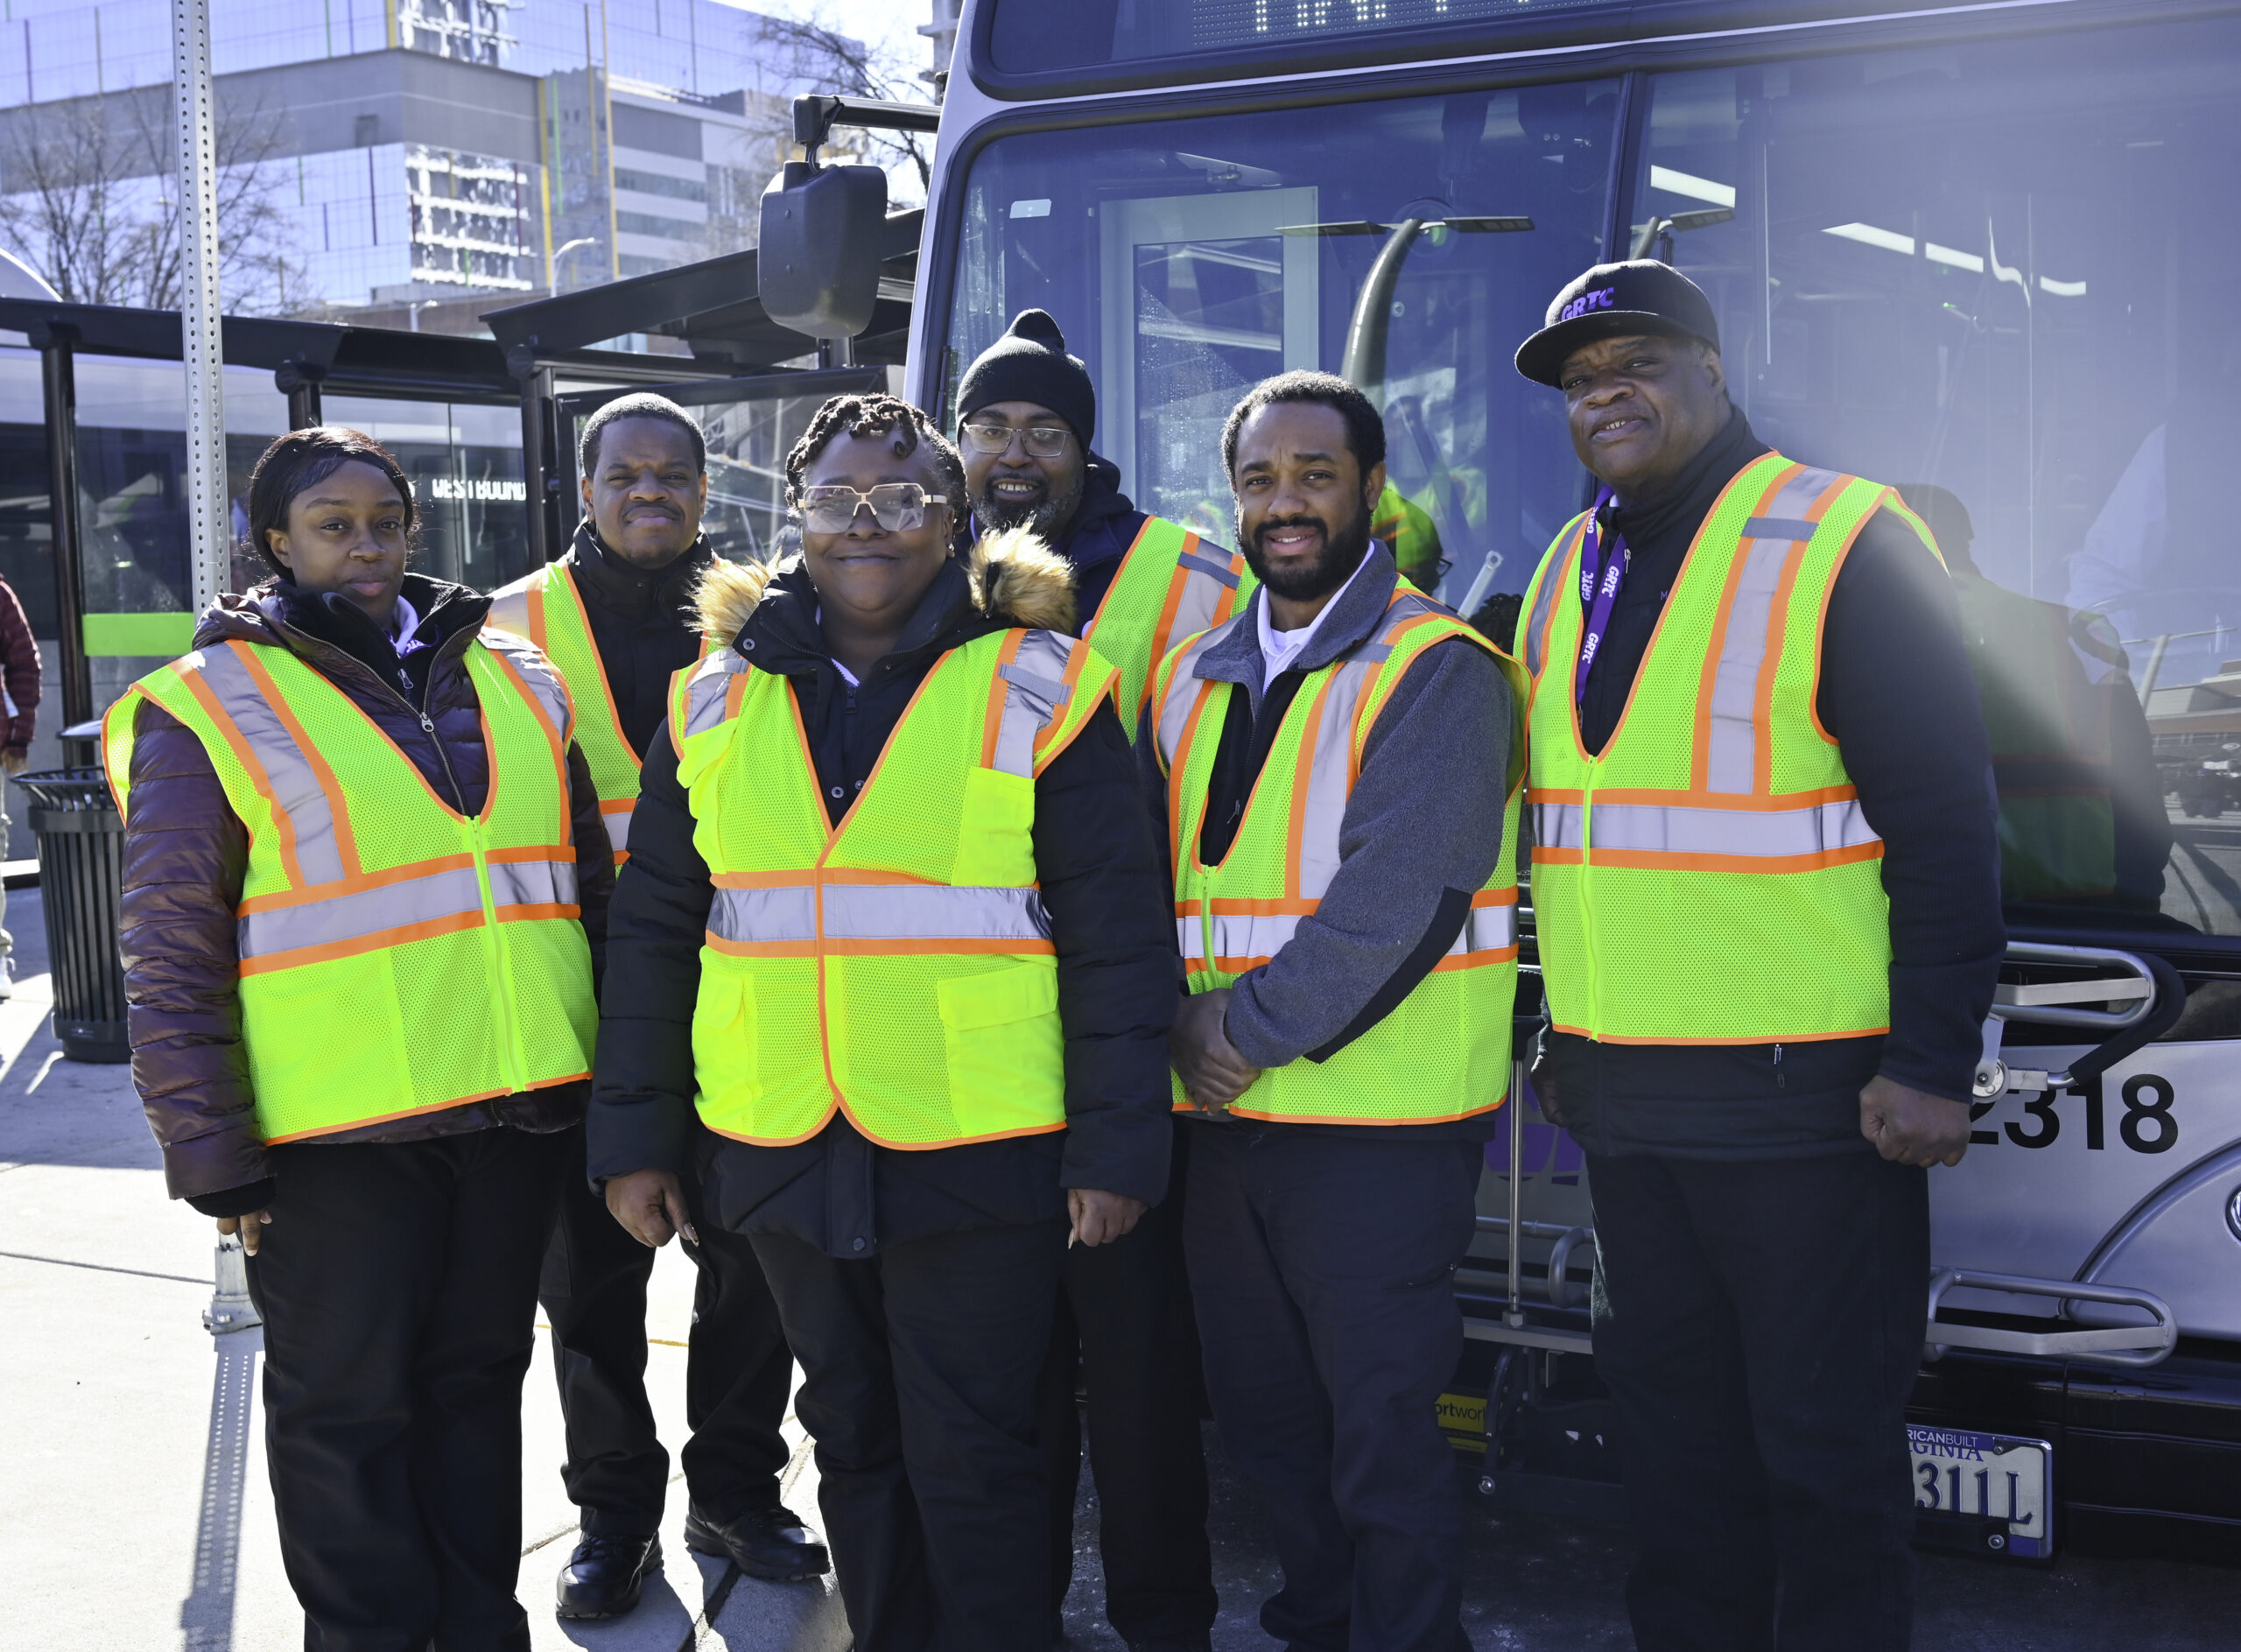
[
  {"xmin": 603, "ymin": 803, "xmax": 633, "ymax": 857},
  {"xmin": 483, "ymin": 570, "xmax": 540, "ymax": 643},
  {"xmin": 989, "ymin": 629, "xmax": 1078, "ymax": 778},
  {"xmin": 1521, "ymin": 518, "xmax": 1584, "ymax": 678},
  {"xmin": 680, "ymin": 650, "xmax": 748, "ymax": 740},
  {"xmin": 1586, "ymin": 797, "xmax": 1879, "ymax": 858},
  {"xmin": 477, "ymin": 632, "xmax": 573, "ymax": 740},
  {"xmin": 1181, "ymin": 897, "xmax": 1513, "ymax": 966},
  {"xmin": 1532, "ymin": 796, "xmax": 1880, "ymax": 860},
  {"xmin": 1453, "ymin": 900, "xmax": 1518, "ymax": 955},
  {"xmin": 710, "ymin": 885, "xmax": 815, "ymax": 946},
  {"xmin": 824, "ymin": 882, "xmax": 1050, "ymax": 944},
  {"xmin": 1704, "ymin": 467, "xmax": 1838, "ymax": 793},
  {"xmin": 1154, "ymin": 622, "xmax": 1235, "ymax": 770},
  {"xmin": 190, "ymin": 643, "xmax": 348, "ymax": 887},
  {"xmin": 1531, "ymin": 800, "xmax": 1587, "ymax": 852},
  {"xmin": 237, "ymin": 856, "xmax": 577, "ymax": 960},
  {"xmin": 1176, "ymin": 551, "xmax": 1240, "ymax": 587},
  {"xmin": 1177, "ymin": 910, "xmax": 1303, "ymax": 964},
  {"xmin": 1292, "ymin": 599, "xmax": 1445, "ymax": 897},
  {"xmin": 711, "ymin": 882, "xmax": 1050, "ymax": 946}
]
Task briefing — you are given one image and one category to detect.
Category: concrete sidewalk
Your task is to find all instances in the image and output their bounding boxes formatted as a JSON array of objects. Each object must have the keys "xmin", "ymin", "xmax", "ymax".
[{"xmin": 0, "ymin": 897, "xmax": 846, "ymax": 1652}]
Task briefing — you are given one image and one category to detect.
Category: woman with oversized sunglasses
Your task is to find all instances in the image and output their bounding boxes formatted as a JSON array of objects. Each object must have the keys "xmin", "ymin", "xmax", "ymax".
[{"xmin": 587, "ymin": 392, "xmax": 1177, "ymax": 1651}]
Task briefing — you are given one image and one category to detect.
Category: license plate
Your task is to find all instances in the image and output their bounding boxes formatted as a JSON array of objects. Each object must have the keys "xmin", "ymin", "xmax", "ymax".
[{"xmin": 1908, "ymin": 1424, "xmax": 2053, "ymax": 1558}]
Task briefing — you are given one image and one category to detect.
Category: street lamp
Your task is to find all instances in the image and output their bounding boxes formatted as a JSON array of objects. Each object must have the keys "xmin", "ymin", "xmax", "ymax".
[{"xmin": 551, "ymin": 235, "xmax": 601, "ymax": 291}]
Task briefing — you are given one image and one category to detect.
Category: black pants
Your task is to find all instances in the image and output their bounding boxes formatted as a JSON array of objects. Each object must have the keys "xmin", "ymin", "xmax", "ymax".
[
  {"xmin": 752, "ymin": 1220, "xmax": 1064, "ymax": 1652},
  {"xmin": 1184, "ymin": 1122, "xmax": 1479, "ymax": 1652},
  {"xmin": 1587, "ymin": 1148, "xmax": 1931, "ymax": 1652},
  {"xmin": 1038, "ymin": 1133, "xmax": 1216, "ymax": 1641},
  {"xmin": 246, "ymin": 1128, "xmax": 566, "ymax": 1652},
  {"xmin": 538, "ymin": 1135, "xmax": 793, "ymax": 1535}
]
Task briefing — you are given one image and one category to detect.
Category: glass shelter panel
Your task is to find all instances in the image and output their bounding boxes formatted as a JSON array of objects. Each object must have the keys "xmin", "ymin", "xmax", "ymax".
[
  {"xmin": 1636, "ymin": 16, "xmax": 2241, "ymax": 935},
  {"xmin": 942, "ymin": 85, "xmax": 1622, "ymax": 612}
]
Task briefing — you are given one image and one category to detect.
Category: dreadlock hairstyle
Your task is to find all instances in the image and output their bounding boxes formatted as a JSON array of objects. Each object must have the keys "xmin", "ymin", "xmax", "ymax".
[{"xmin": 784, "ymin": 392, "xmax": 966, "ymax": 517}]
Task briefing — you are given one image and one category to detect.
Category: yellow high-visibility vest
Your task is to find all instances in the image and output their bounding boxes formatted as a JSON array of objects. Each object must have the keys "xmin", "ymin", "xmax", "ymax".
[
  {"xmin": 1151, "ymin": 586, "xmax": 1526, "ymax": 1125},
  {"xmin": 671, "ymin": 627, "xmax": 1120, "ymax": 1148},
  {"xmin": 1516, "ymin": 451, "xmax": 1940, "ymax": 1044},
  {"xmin": 488, "ymin": 559, "xmax": 672, "ymax": 864},
  {"xmin": 101, "ymin": 632, "xmax": 597, "ymax": 1142},
  {"xmin": 1082, "ymin": 517, "xmax": 1254, "ymax": 738}
]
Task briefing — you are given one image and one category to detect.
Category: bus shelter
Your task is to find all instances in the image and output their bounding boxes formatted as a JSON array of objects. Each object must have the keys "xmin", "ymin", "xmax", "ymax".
[{"xmin": 0, "ymin": 209, "xmax": 919, "ymax": 740}]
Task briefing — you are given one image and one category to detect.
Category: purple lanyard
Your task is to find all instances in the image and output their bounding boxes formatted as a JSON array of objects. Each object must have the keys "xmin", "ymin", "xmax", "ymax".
[{"xmin": 1573, "ymin": 487, "xmax": 1626, "ymax": 705}]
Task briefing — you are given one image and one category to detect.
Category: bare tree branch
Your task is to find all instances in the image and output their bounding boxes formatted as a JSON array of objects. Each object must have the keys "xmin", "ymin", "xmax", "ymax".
[
  {"xmin": 753, "ymin": 11, "xmax": 941, "ymax": 204},
  {"xmin": 0, "ymin": 88, "xmax": 310, "ymax": 314}
]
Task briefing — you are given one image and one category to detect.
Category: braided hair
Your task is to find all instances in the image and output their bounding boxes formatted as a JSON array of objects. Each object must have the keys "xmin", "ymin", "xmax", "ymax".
[{"xmin": 785, "ymin": 392, "xmax": 966, "ymax": 517}]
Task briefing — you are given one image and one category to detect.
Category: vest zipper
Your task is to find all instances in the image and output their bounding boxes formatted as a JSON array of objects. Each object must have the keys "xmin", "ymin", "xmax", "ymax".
[{"xmin": 1774, "ymin": 1043, "xmax": 1786, "ymax": 1092}]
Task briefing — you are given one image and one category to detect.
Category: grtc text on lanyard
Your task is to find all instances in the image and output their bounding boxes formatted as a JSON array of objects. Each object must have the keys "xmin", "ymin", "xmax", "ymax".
[{"xmin": 1573, "ymin": 485, "xmax": 1627, "ymax": 705}]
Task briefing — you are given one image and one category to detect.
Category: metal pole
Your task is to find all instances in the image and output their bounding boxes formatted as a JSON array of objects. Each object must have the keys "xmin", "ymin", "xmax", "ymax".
[
  {"xmin": 172, "ymin": 0, "xmax": 227, "ymax": 612},
  {"xmin": 516, "ymin": 363, "xmax": 556, "ymax": 566},
  {"xmin": 1506, "ymin": 1056, "xmax": 1526, "ymax": 1329},
  {"xmin": 37, "ymin": 333, "xmax": 91, "ymax": 728}
]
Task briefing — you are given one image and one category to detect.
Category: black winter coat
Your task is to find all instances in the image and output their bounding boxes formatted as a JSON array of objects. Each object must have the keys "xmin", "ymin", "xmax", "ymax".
[
  {"xmin": 587, "ymin": 535, "xmax": 1179, "ymax": 1257},
  {"xmin": 557, "ymin": 520, "xmax": 713, "ymax": 756}
]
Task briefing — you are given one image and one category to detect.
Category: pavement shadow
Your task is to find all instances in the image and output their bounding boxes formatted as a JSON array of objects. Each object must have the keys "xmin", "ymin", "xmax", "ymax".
[{"xmin": 179, "ymin": 1329, "xmax": 263, "ymax": 1652}]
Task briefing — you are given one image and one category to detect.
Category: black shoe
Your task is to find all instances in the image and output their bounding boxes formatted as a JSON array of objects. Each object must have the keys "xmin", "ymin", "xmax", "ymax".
[
  {"xmin": 554, "ymin": 1532, "xmax": 661, "ymax": 1620},
  {"xmin": 684, "ymin": 1501, "xmax": 831, "ymax": 1582},
  {"xmin": 1128, "ymin": 1640, "xmax": 1213, "ymax": 1652}
]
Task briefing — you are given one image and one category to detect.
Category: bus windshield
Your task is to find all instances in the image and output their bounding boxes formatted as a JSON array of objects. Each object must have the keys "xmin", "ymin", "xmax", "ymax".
[
  {"xmin": 940, "ymin": 81, "xmax": 1622, "ymax": 616},
  {"xmin": 940, "ymin": 7, "xmax": 2241, "ymax": 936},
  {"xmin": 1636, "ymin": 13, "xmax": 2241, "ymax": 935}
]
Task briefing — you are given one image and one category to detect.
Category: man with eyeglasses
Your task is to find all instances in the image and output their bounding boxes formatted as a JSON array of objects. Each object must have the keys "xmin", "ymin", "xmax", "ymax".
[{"xmin": 956, "ymin": 311, "xmax": 1223, "ymax": 1652}]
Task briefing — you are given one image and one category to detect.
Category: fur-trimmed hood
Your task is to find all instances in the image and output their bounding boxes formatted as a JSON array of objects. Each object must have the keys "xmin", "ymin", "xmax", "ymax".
[{"xmin": 693, "ymin": 524, "xmax": 1076, "ymax": 647}]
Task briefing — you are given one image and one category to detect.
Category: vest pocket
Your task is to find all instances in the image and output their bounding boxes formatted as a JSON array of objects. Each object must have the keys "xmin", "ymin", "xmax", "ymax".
[
  {"xmin": 935, "ymin": 962, "xmax": 1063, "ymax": 1135},
  {"xmin": 691, "ymin": 964, "xmax": 760, "ymax": 1119}
]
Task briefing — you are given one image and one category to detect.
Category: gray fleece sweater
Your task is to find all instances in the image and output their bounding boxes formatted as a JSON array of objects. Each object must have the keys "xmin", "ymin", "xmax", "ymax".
[{"xmin": 1140, "ymin": 544, "xmax": 1515, "ymax": 1136}]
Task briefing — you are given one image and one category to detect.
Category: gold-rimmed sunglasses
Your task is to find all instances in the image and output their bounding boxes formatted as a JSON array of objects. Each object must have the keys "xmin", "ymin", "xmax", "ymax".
[{"xmin": 797, "ymin": 482, "xmax": 950, "ymax": 533}]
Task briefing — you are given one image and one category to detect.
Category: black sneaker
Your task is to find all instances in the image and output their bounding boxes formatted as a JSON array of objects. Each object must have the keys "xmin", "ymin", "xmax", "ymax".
[
  {"xmin": 554, "ymin": 1532, "xmax": 661, "ymax": 1620},
  {"xmin": 684, "ymin": 1501, "xmax": 831, "ymax": 1583}
]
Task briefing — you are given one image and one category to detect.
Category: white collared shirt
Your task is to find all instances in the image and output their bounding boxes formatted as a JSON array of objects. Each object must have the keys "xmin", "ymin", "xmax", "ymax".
[{"xmin": 1254, "ymin": 545, "xmax": 1373, "ymax": 692}]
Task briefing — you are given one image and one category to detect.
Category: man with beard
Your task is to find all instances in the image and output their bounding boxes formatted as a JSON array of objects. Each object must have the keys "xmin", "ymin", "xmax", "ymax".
[
  {"xmin": 489, "ymin": 394, "xmax": 826, "ymax": 1620},
  {"xmin": 1149, "ymin": 370, "xmax": 1521, "ymax": 1652},
  {"xmin": 958, "ymin": 308, "xmax": 1253, "ymax": 733},
  {"xmin": 955, "ymin": 310, "xmax": 1222, "ymax": 1650}
]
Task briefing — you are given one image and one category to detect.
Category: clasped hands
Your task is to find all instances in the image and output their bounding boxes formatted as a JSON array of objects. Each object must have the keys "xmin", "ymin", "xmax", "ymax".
[{"xmin": 1170, "ymin": 988, "xmax": 1260, "ymax": 1118}]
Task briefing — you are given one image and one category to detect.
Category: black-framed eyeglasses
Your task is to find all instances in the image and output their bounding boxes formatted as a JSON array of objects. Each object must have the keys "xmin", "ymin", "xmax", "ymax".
[
  {"xmin": 797, "ymin": 483, "xmax": 950, "ymax": 533},
  {"xmin": 960, "ymin": 422, "xmax": 1072, "ymax": 459}
]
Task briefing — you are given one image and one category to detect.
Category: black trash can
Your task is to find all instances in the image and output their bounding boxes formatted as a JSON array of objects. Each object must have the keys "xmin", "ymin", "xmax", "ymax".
[{"xmin": 19, "ymin": 768, "xmax": 129, "ymax": 1063}]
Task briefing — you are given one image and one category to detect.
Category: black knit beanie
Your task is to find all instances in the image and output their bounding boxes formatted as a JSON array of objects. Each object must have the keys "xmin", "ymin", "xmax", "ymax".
[{"xmin": 956, "ymin": 309, "xmax": 1097, "ymax": 448}]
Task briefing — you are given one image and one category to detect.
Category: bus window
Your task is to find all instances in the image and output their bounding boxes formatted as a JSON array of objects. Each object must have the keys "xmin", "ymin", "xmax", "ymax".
[
  {"xmin": 1634, "ymin": 15, "xmax": 2241, "ymax": 934},
  {"xmin": 940, "ymin": 82, "xmax": 1620, "ymax": 615}
]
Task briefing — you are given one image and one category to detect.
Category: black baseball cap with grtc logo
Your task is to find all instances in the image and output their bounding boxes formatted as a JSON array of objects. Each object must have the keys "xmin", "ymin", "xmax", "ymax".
[{"xmin": 1514, "ymin": 260, "xmax": 1722, "ymax": 388}]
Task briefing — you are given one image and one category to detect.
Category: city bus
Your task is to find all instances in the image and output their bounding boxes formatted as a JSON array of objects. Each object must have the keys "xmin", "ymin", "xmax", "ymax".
[{"xmin": 863, "ymin": 0, "xmax": 2241, "ymax": 1566}]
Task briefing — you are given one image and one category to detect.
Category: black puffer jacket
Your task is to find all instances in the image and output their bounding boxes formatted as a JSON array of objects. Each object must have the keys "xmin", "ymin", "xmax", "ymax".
[
  {"xmin": 117, "ymin": 574, "xmax": 614, "ymax": 1216},
  {"xmin": 587, "ymin": 531, "xmax": 1178, "ymax": 1258}
]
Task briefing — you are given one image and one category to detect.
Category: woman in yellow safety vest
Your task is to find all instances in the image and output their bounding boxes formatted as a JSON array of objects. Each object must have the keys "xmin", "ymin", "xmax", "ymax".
[
  {"xmin": 102, "ymin": 425, "xmax": 615, "ymax": 1650},
  {"xmin": 587, "ymin": 392, "xmax": 1177, "ymax": 1651}
]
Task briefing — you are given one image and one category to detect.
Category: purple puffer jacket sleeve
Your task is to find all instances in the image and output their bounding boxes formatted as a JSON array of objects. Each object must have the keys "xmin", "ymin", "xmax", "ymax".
[{"xmin": 118, "ymin": 696, "xmax": 265, "ymax": 1203}]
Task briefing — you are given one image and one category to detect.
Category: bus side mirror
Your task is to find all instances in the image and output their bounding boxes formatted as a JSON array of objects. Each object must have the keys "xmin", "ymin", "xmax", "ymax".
[{"xmin": 758, "ymin": 161, "xmax": 887, "ymax": 341}]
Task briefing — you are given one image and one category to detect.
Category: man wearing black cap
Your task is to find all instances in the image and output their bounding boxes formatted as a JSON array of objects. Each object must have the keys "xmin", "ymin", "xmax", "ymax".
[
  {"xmin": 1512, "ymin": 262, "xmax": 2004, "ymax": 1650},
  {"xmin": 954, "ymin": 308, "xmax": 1222, "ymax": 1652},
  {"xmin": 958, "ymin": 308, "xmax": 1253, "ymax": 731}
]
